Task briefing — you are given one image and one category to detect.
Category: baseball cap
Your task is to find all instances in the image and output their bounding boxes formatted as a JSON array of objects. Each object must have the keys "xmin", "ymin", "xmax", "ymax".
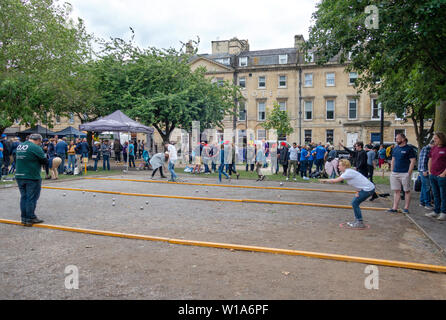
[{"xmin": 1, "ymin": 134, "xmax": 6, "ymax": 138}]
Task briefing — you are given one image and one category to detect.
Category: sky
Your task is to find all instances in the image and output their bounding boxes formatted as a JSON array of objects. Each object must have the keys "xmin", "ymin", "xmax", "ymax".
[{"xmin": 67, "ymin": 0, "xmax": 318, "ymax": 54}]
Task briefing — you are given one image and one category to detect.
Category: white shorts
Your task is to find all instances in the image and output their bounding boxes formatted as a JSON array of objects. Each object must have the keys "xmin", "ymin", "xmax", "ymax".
[{"xmin": 390, "ymin": 172, "xmax": 411, "ymax": 192}]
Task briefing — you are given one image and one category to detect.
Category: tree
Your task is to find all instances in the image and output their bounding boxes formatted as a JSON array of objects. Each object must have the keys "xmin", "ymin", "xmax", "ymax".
[
  {"xmin": 307, "ymin": 0, "xmax": 446, "ymax": 139},
  {"xmin": 262, "ymin": 102, "xmax": 294, "ymax": 144},
  {"xmin": 0, "ymin": 0, "xmax": 93, "ymax": 133},
  {"xmin": 91, "ymin": 35, "xmax": 241, "ymax": 143}
]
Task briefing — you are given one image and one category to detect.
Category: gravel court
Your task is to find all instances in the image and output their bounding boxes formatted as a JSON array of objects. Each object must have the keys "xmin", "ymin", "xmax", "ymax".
[{"xmin": 1, "ymin": 174, "xmax": 446, "ymax": 299}]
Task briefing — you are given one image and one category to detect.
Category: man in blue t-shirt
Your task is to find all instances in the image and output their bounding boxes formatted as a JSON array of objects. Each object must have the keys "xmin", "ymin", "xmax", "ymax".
[
  {"xmin": 388, "ymin": 133, "xmax": 416, "ymax": 214},
  {"xmin": 314, "ymin": 144, "xmax": 327, "ymax": 173}
]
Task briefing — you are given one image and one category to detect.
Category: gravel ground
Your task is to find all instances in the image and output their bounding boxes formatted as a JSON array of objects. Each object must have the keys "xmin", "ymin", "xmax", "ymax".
[{"xmin": 1, "ymin": 173, "xmax": 446, "ymax": 299}]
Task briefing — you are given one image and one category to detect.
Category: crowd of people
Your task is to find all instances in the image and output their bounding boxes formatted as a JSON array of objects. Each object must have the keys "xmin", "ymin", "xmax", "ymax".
[{"xmin": 2, "ymin": 131, "xmax": 445, "ymax": 229}]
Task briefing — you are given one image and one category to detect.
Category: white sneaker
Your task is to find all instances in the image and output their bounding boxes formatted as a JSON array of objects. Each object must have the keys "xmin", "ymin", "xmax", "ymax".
[
  {"xmin": 425, "ymin": 212, "xmax": 439, "ymax": 218},
  {"xmin": 286, "ymin": 178, "xmax": 289, "ymax": 181},
  {"xmin": 437, "ymin": 213, "xmax": 446, "ymax": 221},
  {"xmin": 293, "ymin": 178, "xmax": 297, "ymax": 181}
]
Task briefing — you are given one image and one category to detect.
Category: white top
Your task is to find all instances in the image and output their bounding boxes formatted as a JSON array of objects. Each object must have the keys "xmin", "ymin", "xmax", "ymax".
[
  {"xmin": 340, "ymin": 168, "xmax": 375, "ymax": 191},
  {"xmin": 167, "ymin": 144, "xmax": 177, "ymax": 162}
]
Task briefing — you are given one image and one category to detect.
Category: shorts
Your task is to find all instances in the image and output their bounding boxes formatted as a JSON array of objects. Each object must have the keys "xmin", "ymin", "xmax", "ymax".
[
  {"xmin": 390, "ymin": 172, "xmax": 411, "ymax": 192},
  {"xmin": 194, "ymin": 156, "xmax": 202, "ymax": 165}
]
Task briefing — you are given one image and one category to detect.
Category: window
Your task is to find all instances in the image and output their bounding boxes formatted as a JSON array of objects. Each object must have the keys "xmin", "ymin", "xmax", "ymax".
[
  {"xmin": 349, "ymin": 72, "xmax": 358, "ymax": 85},
  {"xmin": 371, "ymin": 98, "xmax": 381, "ymax": 120},
  {"xmin": 326, "ymin": 72, "xmax": 335, "ymax": 86},
  {"xmin": 239, "ymin": 57, "xmax": 248, "ymax": 67},
  {"xmin": 258, "ymin": 76, "xmax": 266, "ymax": 88},
  {"xmin": 215, "ymin": 58, "xmax": 230, "ymax": 65},
  {"xmin": 238, "ymin": 101, "xmax": 246, "ymax": 121},
  {"xmin": 394, "ymin": 129, "xmax": 406, "ymax": 140},
  {"xmin": 326, "ymin": 100, "xmax": 335, "ymax": 120},
  {"xmin": 69, "ymin": 113, "xmax": 74, "ymax": 124},
  {"xmin": 348, "ymin": 99, "xmax": 357, "ymax": 120},
  {"xmin": 278, "ymin": 101, "xmax": 286, "ymax": 111},
  {"xmin": 326, "ymin": 130, "xmax": 334, "ymax": 144},
  {"xmin": 304, "ymin": 100, "xmax": 313, "ymax": 120},
  {"xmin": 306, "ymin": 52, "xmax": 314, "ymax": 63},
  {"xmin": 239, "ymin": 76, "xmax": 246, "ymax": 88},
  {"xmin": 257, "ymin": 129, "xmax": 266, "ymax": 140},
  {"xmin": 304, "ymin": 73, "xmax": 313, "ymax": 87},
  {"xmin": 258, "ymin": 101, "xmax": 266, "ymax": 121},
  {"xmin": 55, "ymin": 115, "xmax": 61, "ymax": 124},
  {"xmin": 279, "ymin": 54, "xmax": 288, "ymax": 64},
  {"xmin": 304, "ymin": 130, "xmax": 312, "ymax": 144},
  {"xmin": 278, "ymin": 75, "xmax": 287, "ymax": 88}
]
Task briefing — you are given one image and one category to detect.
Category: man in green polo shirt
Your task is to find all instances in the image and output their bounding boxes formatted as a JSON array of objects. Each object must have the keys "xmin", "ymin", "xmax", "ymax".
[{"xmin": 15, "ymin": 134, "xmax": 48, "ymax": 226}]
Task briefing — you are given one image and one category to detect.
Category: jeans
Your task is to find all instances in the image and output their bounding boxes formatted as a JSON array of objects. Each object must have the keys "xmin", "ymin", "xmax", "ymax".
[
  {"xmin": 288, "ymin": 160, "xmax": 298, "ymax": 178},
  {"xmin": 129, "ymin": 155, "xmax": 135, "ymax": 167},
  {"xmin": 58, "ymin": 155, "xmax": 66, "ymax": 174},
  {"xmin": 351, "ymin": 189, "xmax": 375, "ymax": 221},
  {"xmin": 16, "ymin": 179, "xmax": 42, "ymax": 223},
  {"xmin": 367, "ymin": 165, "xmax": 374, "ymax": 183},
  {"xmin": 419, "ymin": 173, "xmax": 431, "ymax": 206},
  {"xmin": 315, "ymin": 159, "xmax": 324, "ymax": 172},
  {"xmin": 307, "ymin": 160, "xmax": 313, "ymax": 175},
  {"xmin": 168, "ymin": 161, "xmax": 177, "ymax": 181},
  {"xmin": 68, "ymin": 155, "xmax": 76, "ymax": 172},
  {"xmin": 103, "ymin": 155, "xmax": 110, "ymax": 171},
  {"xmin": 218, "ymin": 164, "xmax": 229, "ymax": 182},
  {"xmin": 0, "ymin": 158, "xmax": 2, "ymax": 179},
  {"xmin": 430, "ymin": 175, "xmax": 446, "ymax": 214},
  {"xmin": 300, "ymin": 160, "xmax": 307, "ymax": 177},
  {"xmin": 245, "ymin": 163, "xmax": 254, "ymax": 172}
]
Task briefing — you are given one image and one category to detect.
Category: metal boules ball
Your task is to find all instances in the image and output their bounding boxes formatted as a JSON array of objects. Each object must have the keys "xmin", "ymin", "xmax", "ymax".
[
  {"xmin": 112, "ymin": 202, "xmax": 115, "ymax": 206},
  {"xmin": 140, "ymin": 206, "xmax": 144, "ymax": 210},
  {"xmin": 146, "ymin": 201, "xmax": 149, "ymax": 205},
  {"xmin": 93, "ymin": 194, "xmax": 96, "ymax": 197},
  {"xmin": 280, "ymin": 182, "xmax": 283, "ymax": 186},
  {"xmin": 112, "ymin": 198, "xmax": 116, "ymax": 201},
  {"xmin": 63, "ymin": 193, "xmax": 66, "ymax": 197}
]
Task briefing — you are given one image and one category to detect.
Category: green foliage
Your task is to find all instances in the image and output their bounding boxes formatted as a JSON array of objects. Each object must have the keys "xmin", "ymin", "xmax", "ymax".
[
  {"xmin": 262, "ymin": 102, "xmax": 294, "ymax": 139},
  {"xmin": 0, "ymin": 0, "xmax": 93, "ymax": 132}
]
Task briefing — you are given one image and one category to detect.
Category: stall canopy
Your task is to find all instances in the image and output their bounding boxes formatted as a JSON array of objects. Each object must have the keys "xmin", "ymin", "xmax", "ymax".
[
  {"xmin": 53, "ymin": 126, "xmax": 86, "ymax": 138},
  {"xmin": 18, "ymin": 125, "xmax": 56, "ymax": 137},
  {"xmin": 79, "ymin": 110, "xmax": 153, "ymax": 134}
]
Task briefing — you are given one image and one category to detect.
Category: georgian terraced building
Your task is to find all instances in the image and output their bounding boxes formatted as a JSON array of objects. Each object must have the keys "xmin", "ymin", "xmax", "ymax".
[{"xmin": 187, "ymin": 35, "xmax": 422, "ymax": 148}]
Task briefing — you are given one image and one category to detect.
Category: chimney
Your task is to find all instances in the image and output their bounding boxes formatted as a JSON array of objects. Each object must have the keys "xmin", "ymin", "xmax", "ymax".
[{"xmin": 294, "ymin": 35, "xmax": 305, "ymax": 51}]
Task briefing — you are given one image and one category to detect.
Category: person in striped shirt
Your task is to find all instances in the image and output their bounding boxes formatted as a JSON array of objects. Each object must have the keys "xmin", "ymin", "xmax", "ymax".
[{"xmin": 418, "ymin": 140, "xmax": 434, "ymax": 210}]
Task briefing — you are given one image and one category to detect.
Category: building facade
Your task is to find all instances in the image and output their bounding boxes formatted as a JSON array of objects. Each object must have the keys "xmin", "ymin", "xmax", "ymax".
[{"xmin": 187, "ymin": 35, "xmax": 424, "ymax": 148}]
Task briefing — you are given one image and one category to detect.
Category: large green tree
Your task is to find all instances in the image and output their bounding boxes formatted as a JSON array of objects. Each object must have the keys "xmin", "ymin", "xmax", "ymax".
[
  {"xmin": 307, "ymin": 0, "xmax": 446, "ymax": 143},
  {"xmin": 0, "ymin": 0, "xmax": 93, "ymax": 133},
  {"xmin": 262, "ymin": 102, "xmax": 294, "ymax": 144},
  {"xmin": 91, "ymin": 35, "xmax": 241, "ymax": 143}
]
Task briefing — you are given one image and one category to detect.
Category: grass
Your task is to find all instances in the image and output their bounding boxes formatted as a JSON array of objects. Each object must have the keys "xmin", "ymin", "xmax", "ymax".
[
  {"xmin": 0, "ymin": 168, "xmax": 123, "ymax": 185},
  {"xmin": 174, "ymin": 167, "xmax": 391, "ymax": 185}
]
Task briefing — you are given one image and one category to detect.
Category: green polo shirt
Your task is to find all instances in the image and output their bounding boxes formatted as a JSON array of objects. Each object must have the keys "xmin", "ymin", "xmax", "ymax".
[{"xmin": 15, "ymin": 141, "xmax": 47, "ymax": 180}]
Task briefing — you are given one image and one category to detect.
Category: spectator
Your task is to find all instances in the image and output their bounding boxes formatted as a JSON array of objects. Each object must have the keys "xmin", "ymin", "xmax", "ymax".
[
  {"xmin": 314, "ymin": 143, "xmax": 327, "ymax": 173},
  {"xmin": 0, "ymin": 134, "xmax": 11, "ymax": 176},
  {"xmin": 55, "ymin": 138, "xmax": 68, "ymax": 174},
  {"xmin": 287, "ymin": 143, "xmax": 299, "ymax": 181},
  {"xmin": 255, "ymin": 144, "xmax": 266, "ymax": 181},
  {"xmin": 0, "ymin": 138, "xmax": 3, "ymax": 181},
  {"xmin": 325, "ymin": 146, "xmax": 339, "ymax": 179},
  {"xmin": 299, "ymin": 145, "xmax": 309, "ymax": 180},
  {"xmin": 80, "ymin": 138, "xmax": 89, "ymax": 161},
  {"xmin": 113, "ymin": 139, "xmax": 122, "ymax": 163},
  {"xmin": 9, "ymin": 137, "xmax": 21, "ymax": 174},
  {"xmin": 218, "ymin": 144, "xmax": 230, "ymax": 182},
  {"xmin": 92, "ymin": 141, "xmax": 101, "ymax": 171},
  {"xmin": 365, "ymin": 144, "xmax": 376, "ymax": 183},
  {"xmin": 418, "ymin": 140, "xmax": 434, "ymax": 210},
  {"xmin": 378, "ymin": 145, "xmax": 386, "ymax": 168},
  {"xmin": 123, "ymin": 141, "xmax": 128, "ymax": 164},
  {"xmin": 128, "ymin": 141, "xmax": 136, "ymax": 168},
  {"xmin": 165, "ymin": 141, "xmax": 178, "ymax": 182},
  {"xmin": 387, "ymin": 133, "xmax": 417, "ymax": 214},
  {"xmin": 426, "ymin": 132, "xmax": 446, "ymax": 221},
  {"xmin": 67, "ymin": 140, "xmax": 77, "ymax": 173},
  {"xmin": 41, "ymin": 139, "xmax": 51, "ymax": 179},
  {"xmin": 279, "ymin": 142, "xmax": 289, "ymax": 177},
  {"xmin": 101, "ymin": 140, "xmax": 111, "ymax": 171},
  {"xmin": 15, "ymin": 133, "xmax": 48, "ymax": 226}
]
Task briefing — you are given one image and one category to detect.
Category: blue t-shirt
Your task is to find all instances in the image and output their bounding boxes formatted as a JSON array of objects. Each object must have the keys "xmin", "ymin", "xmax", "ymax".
[
  {"xmin": 378, "ymin": 149, "xmax": 386, "ymax": 159},
  {"xmin": 300, "ymin": 149, "xmax": 308, "ymax": 161},
  {"xmin": 308, "ymin": 149, "xmax": 314, "ymax": 161},
  {"xmin": 392, "ymin": 145, "xmax": 416, "ymax": 173},
  {"xmin": 315, "ymin": 146, "xmax": 326, "ymax": 160},
  {"xmin": 129, "ymin": 144, "xmax": 135, "ymax": 156},
  {"xmin": 0, "ymin": 142, "xmax": 3, "ymax": 159}
]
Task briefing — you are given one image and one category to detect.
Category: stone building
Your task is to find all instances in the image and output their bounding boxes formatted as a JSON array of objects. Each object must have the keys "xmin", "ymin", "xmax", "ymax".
[{"xmin": 186, "ymin": 35, "xmax": 425, "ymax": 148}]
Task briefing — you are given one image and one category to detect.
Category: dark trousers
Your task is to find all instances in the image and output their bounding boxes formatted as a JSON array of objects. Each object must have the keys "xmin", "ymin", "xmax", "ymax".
[
  {"xmin": 115, "ymin": 152, "xmax": 121, "ymax": 162},
  {"xmin": 300, "ymin": 160, "xmax": 307, "ymax": 177},
  {"xmin": 281, "ymin": 164, "xmax": 288, "ymax": 176},
  {"xmin": 16, "ymin": 179, "xmax": 42, "ymax": 223},
  {"xmin": 245, "ymin": 163, "xmax": 254, "ymax": 172},
  {"xmin": 228, "ymin": 163, "xmax": 237, "ymax": 175},
  {"xmin": 367, "ymin": 165, "xmax": 374, "ymax": 183},
  {"xmin": 152, "ymin": 167, "xmax": 165, "ymax": 177},
  {"xmin": 129, "ymin": 155, "xmax": 136, "ymax": 167}
]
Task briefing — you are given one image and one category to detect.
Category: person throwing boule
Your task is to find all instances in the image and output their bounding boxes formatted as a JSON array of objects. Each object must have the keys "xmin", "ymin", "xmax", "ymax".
[{"xmin": 319, "ymin": 159, "xmax": 376, "ymax": 229}]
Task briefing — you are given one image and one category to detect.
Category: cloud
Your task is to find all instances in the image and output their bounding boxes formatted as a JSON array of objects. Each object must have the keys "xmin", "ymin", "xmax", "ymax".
[{"xmin": 67, "ymin": 0, "xmax": 317, "ymax": 53}]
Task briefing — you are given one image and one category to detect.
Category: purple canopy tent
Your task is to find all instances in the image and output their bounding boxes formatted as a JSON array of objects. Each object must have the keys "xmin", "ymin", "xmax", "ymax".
[{"xmin": 79, "ymin": 110, "xmax": 154, "ymax": 172}]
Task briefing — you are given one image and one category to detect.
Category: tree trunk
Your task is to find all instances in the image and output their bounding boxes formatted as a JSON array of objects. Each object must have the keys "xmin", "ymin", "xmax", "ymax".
[{"xmin": 434, "ymin": 100, "xmax": 446, "ymax": 133}]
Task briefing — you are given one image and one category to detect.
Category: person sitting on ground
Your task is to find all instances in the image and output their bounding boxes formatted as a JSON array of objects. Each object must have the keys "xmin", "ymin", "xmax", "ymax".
[{"xmin": 320, "ymin": 159, "xmax": 376, "ymax": 229}]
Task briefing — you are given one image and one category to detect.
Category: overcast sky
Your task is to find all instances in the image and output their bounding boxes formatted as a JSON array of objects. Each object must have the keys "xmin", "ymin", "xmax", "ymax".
[{"xmin": 67, "ymin": 0, "xmax": 318, "ymax": 53}]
